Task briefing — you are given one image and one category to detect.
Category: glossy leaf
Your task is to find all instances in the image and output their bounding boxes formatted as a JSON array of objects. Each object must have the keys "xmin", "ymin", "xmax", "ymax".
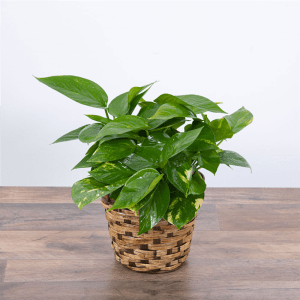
[
  {"xmin": 154, "ymin": 93, "xmax": 226, "ymax": 114},
  {"xmin": 89, "ymin": 161, "xmax": 135, "ymax": 184},
  {"xmin": 96, "ymin": 115, "xmax": 149, "ymax": 140},
  {"xmin": 141, "ymin": 132, "xmax": 170, "ymax": 149},
  {"xmin": 210, "ymin": 118, "xmax": 233, "ymax": 142},
  {"xmin": 165, "ymin": 152, "xmax": 192, "ymax": 196},
  {"xmin": 149, "ymin": 103, "xmax": 196, "ymax": 120},
  {"xmin": 164, "ymin": 190, "xmax": 204, "ymax": 229},
  {"xmin": 198, "ymin": 150, "xmax": 220, "ymax": 174},
  {"xmin": 137, "ymin": 102, "xmax": 166, "ymax": 129},
  {"xmin": 219, "ymin": 150, "xmax": 251, "ymax": 170},
  {"xmin": 85, "ymin": 141, "xmax": 100, "ymax": 155},
  {"xmin": 176, "ymin": 95, "xmax": 226, "ymax": 114},
  {"xmin": 85, "ymin": 115, "xmax": 111, "ymax": 124},
  {"xmin": 110, "ymin": 187, "xmax": 122, "ymax": 200},
  {"xmin": 224, "ymin": 107, "xmax": 253, "ymax": 134},
  {"xmin": 36, "ymin": 76, "xmax": 108, "ymax": 108},
  {"xmin": 78, "ymin": 123, "xmax": 104, "ymax": 143},
  {"xmin": 138, "ymin": 180, "xmax": 170, "ymax": 235},
  {"xmin": 108, "ymin": 168, "xmax": 162, "ymax": 210},
  {"xmin": 71, "ymin": 177, "xmax": 127, "ymax": 210},
  {"xmin": 108, "ymin": 92, "xmax": 129, "ymax": 117},
  {"xmin": 52, "ymin": 125, "xmax": 88, "ymax": 144},
  {"xmin": 98, "ymin": 132, "xmax": 144, "ymax": 145},
  {"xmin": 161, "ymin": 128, "xmax": 202, "ymax": 162},
  {"xmin": 88, "ymin": 139, "xmax": 136, "ymax": 163},
  {"xmin": 72, "ymin": 154, "xmax": 95, "ymax": 170},
  {"xmin": 189, "ymin": 172, "xmax": 206, "ymax": 195},
  {"xmin": 122, "ymin": 146, "xmax": 161, "ymax": 171},
  {"xmin": 187, "ymin": 120, "xmax": 218, "ymax": 151}
]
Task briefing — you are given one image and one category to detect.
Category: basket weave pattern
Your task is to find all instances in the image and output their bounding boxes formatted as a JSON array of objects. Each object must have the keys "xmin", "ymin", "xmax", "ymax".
[{"xmin": 101, "ymin": 195, "xmax": 196, "ymax": 273}]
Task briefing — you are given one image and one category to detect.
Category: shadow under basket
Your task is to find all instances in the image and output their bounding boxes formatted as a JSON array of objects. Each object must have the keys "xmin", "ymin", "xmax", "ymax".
[{"xmin": 101, "ymin": 195, "xmax": 196, "ymax": 273}]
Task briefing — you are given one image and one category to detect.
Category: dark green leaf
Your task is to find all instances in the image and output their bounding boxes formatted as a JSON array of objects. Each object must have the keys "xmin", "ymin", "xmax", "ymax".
[
  {"xmin": 72, "ymin": 153, "xmax": 95, "ymax": 170},
  {"xmin": 176, "ymin": 95, "xmax": 226, "ymax": 114},
  {"xmin": 137, "ymin": 102, "xmax": 166, "ymax": 129},
  {"xmin": 88, "ymin": 139, "xmax": 136, "ymax": 163},
  {"xmin": 210, "ymin": 118, "xmax": 233, "ymax": 142},
  {"xmin": 224, "ymin": 107, "xmax": 253, "ymax": 134},
  {"xmin": 36, "ymin": 76, "xmax": 108, "ymax": 108},
  {"xmin": 187, "ymin": 120, "xmax": 218, "ymax": 151},
  {"xmin": 149, "ymin": 103, "xmax": 196, "ymax": 120},
  {"xmin": 98, "ymin": 132, "xmax": 144, "ymax": 145},
  {"xmin": 52, "ymin": 125, "xmax": 88, "ymax": 144},
  {"xmin": 96, "ymin": 115, "xmax": 149, "ymax": 140},
  {"xmin": 108, "ymin": 92, "xmax": 129, "ymax": 117},
  {"xmin": 71, "ymin": 177, "xmax": 127, "ymax": 210},
  {"xmin": 138, "ymin": 181, "xmax": 170, "ymax": 235},
  {"xmin": 122, "ymin": 146, "xmax": 161, "ymax": 171},
  {"xmin": 110, "ymin": 187, "xmax": 122, "ymax": 200},
  {"xmin": 198, "ymin": 150, "xmax": 220, "ymax": 174},
  {"xmin": 219, "ymin": 150, "xmax": 251, "ymax": 170},
  {"xmin": 165, "ymin": 152, "xmax": 192, "ymax": 196},
  {"xmin": 164, "ymin": 190, "xmax": 204, "ymax": 229},
  {"xmin": 141, "ymin": 132, "xmax": 170, "ymax": 149},
  {"xmin": 78, "ymin": 123, "xmax": 104, "ymax": 143},
  {"xmin": 85, "ymin": 115, "xmax": 111, "ymax": 124},
  {"xmin": 85, "ymin": 141, "xmax": 100, "ymax": 155},
  {"xmin": 108, "ymin": 168, "xmax": 162, "ymax": 210},
  {"xmin": 89, "ymin": 161, "xmax": 135, "ymax": 184},
  {"xmin": 161, "ymin": 128, "xmax": 202, "ymax": 162},
  {"xmin": 189, "ymin": 172, "xmax": 206, "ymax": 195}
]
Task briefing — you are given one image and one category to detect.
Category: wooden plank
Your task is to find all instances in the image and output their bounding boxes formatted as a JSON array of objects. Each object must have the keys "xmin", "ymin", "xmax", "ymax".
[
  {"xmin": 1, "ymin": 281, "xmax": 300, "ymax": 299},
  {"xmin": 0, "ymin": 261, "xmax": 7, "ymax": 282},
  {"xmin": 1, "ymin": 187, "xmax": 299, "ymax": 204},
  {"xmin": 0, "ymin": 203, "xmax": 219, "ymax": 231},
  {"xmin": 205, "ymin": 188, "xmax": 300, "ymax": 204},
  {"xmin": 4, "ymin": 258, "xmax": 300, "ymax": 282},
  {"xmin": 217, "ymin": 204, "xmax": 300, "ymax": 231},
  {"xmin": 1, "ymin": 231, "xmax": 300, "ymax": 260}
]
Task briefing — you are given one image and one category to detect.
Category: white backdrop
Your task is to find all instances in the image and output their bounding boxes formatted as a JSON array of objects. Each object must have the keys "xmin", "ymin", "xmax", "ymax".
[{"xmin": 1, "ymin": 1, "xmax": 299, "ymax": 187}]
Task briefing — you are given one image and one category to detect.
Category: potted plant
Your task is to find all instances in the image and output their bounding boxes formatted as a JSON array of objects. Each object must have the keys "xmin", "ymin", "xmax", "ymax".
[{"xmin": 36, "ymin": 76, "xmax": 253, "ymax": 273}]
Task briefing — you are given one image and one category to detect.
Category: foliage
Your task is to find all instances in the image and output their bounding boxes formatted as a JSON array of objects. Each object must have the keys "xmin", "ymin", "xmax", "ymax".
[{"xmin": 37, "ymin": 76, "xmax": 253, "ymax": 234}]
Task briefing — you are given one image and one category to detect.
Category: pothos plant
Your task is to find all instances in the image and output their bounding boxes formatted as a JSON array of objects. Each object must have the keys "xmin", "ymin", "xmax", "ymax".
[{"xmin": 36, "ymin": 76, "xmax": 253, "ymax": 235}]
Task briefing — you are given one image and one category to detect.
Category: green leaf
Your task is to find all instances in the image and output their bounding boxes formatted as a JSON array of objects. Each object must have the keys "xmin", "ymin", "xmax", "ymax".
[
  {"xmin": 149, "ymin": 103, "xmax": 196, "ymax": 120},
  {"xmin": 210, "ymin": 118, "xmax": 233, "ymax": 142},
  {"xmin": 72, "ymin": 152, "xmax": 98, "ymax": 170},
  {"xmin": 187, "ymin": 120, "xmax": 218, "ymax": 151},
  {"xmin": 89, "ymin": 161, "xmax": 135, "ymax": 184},
  {"xmin": 78, "ymin": 123, "xmax": 104, "ymax": 143},
  {"xmin": 36, "ymin": 76, "xmax": 108, "ymax": 108},
  {"xmin": 198, "ymin": 150, "xmax": 220, "ymax": 174},
  {"xmin": 224, "ymin": 107, "xmax": 253, "ymax": 134},
  {"xmin": 52, "ymin": 125, "xmax": 88, "ymax": 144},
  {"xmin": 88, "ymin": 139, "xmax": 136, "ymax": 163},
  {"xmin": 95, "ymin": 115, "xmax": 149, "ymax": 140},
  {"xmin": 71, "ymin": 177, "xmax": 127, "ymax": 210},
  {"xmin": 138, "ymin": 102, "xmax": 167, "ymax": 129},
  {"xmin": 108, "ymin": 82, "xmax": 155, "ymax": 117},
  {"xmin": 98, "ymin": 132, "xmax": 144, "ymax": 145},
  {"xmin": 85, "ymin": 141, "xmax": 100, "ymax": 155},
  {"xmin": 165, "ymin": 152, "xmax": 192, "ymax": 196},
  {"xmin": 108, "ymin": 168, "xmax": 162, "ymax": 210},
  {"xmin": 122, "ymin": 146, "xmax": 161, "ymax": 171},
  {"xmin": 219, "ymin": 150, "xmax": 251, "ymax": 170},
  {"xmin": 138, "ymin": 181, "xmax": 170, "ymax": 235},
  {"xmin": 141, "ymin": 132, "xmax": 170, "ymax": 149},
  {"xmin": 154, "ymin": 93, "xmax": 226, "ymax": 114},
  {"xmin": 85, "ymin": 115, "xmax": 111, "ymax": 124},
  {"xmin": 152, "ymin": 118, "xmax": 185, "ymax": 132},
  {"xmin": 110, "ymin": 187, "xmax": 122, "ymax": 200},
  {"xmin": 189, "ymin": 172, "xmax": 206, "ymax": 195},
  {"xmin": 176, "ymin": 95, "xmax": 226, "ymax": 114},
  {"xmin": 165, "ymin": 190, "xmax": 204, "ymax": 229},
  {"xmin": 108, "ymin": 92, "xmax": 129, "ymax": 117},
  {"xmin": 161, "ymin": 128, "xmax": 202, "ymax": 162}
]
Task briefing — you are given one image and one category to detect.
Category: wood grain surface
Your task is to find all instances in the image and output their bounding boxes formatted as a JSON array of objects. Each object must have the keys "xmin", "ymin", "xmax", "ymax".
[{"xmin": 0, "ymin": 187, "xmax": 299, "ymax": 299}]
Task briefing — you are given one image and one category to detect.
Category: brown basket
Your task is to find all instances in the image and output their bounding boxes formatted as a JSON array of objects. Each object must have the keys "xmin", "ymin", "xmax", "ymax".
[{"xmin": 101, "ymin": 195, "xmax": 196, "ymax": 273}]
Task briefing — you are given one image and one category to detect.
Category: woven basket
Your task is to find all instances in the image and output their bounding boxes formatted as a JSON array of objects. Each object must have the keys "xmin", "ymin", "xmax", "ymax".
[{"xmin": 101, "ymin": 195, "xmax": 196, "ymax": 273}]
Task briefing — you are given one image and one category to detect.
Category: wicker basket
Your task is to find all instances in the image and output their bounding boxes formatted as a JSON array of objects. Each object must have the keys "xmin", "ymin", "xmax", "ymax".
[{"xmin": 101, "ymin": 195, "xmax": 196, "ymax": 273}]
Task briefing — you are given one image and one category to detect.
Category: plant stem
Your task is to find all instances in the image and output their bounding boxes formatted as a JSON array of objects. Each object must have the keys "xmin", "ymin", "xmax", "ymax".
[
  {"xmin": 105, "ymin": 109, "xmax": 110, "ymax": 120},
  {"xmin": 217, "ymin": 140, "xmax": 223, "ymax": 146},
  {"xmin": 146, "ymin": 130, "xmax": 149, "ymax": 137}
]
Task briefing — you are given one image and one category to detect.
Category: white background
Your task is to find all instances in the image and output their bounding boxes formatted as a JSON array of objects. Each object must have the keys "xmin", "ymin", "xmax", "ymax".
[{"xmin": 1, "ymin": 1, "xmax": 299, "ymax": 187}]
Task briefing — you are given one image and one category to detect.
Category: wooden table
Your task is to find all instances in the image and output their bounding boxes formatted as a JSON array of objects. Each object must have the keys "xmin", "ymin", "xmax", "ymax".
[{"xmin": 0, "ymin": 187, "xmax": 299, "ymax": 299}]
